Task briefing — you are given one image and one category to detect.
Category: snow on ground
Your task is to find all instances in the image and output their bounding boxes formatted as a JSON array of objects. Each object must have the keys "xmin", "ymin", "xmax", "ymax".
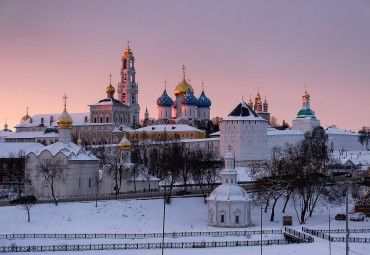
[{"xmin": 0, "ymin": 196, "xmax": 369, "ymax": 254}]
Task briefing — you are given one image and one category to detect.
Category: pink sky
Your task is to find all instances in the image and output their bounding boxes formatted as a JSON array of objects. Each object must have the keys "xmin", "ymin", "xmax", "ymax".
[{"xmin": 0, "ymin": 0, "xmax": 369, "ymax": 132}]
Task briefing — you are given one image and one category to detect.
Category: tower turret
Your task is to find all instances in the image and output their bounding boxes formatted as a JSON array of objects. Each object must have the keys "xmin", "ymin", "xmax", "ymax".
[{"xmin": 196, "ymin": 81, "xmax": 212, "ymax": 120}]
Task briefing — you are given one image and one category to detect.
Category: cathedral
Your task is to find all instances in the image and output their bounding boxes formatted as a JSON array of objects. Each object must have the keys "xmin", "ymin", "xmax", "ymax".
[{"xmin": 154, "ymin": 66, "xmax": 212, "ymax": 125}]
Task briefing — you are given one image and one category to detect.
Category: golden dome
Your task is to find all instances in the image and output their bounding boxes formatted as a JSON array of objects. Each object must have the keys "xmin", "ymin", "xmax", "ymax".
[
  {"xmin": 57, "ymin": 107, "xmax": 73, "ymax": 129},
  {"xmin": 263, "ymin": 96, "xmax": 268, "ymax": 106},
  {"xmin": 21, "ymin": 114, "xmax": 30, "ymax": 122},
  {"xmin": 174, "ymin": 76, "xmax": 194, "ymax": 97},
  {"xmin": 119, "ymin": 136, "xmax": 131, "ymax": 150},
  {"xmin": 21, "ymin": 107, "xmax": 31, "ymax": 122},
  {"xmin": 302, "ymin": 91, "xmax": 310, "ymax": 99},
  {"xmin": 106, "ymin": 83, "xmax": 115, "ymax": 94}
]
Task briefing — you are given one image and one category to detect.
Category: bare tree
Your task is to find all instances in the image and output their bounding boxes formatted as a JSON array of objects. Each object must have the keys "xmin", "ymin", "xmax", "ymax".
[
  {"xmin": 17, "ymin": 197, "xmax": 36, "ymax": 222},
  {"xmin": 8, "ymin": 150, "xmax": 27, "ymax": 198},
  {"xmin": 36, "ymin": 158, "xmax": 64, "ymax": 205},
  {"xmin": 359, "ymin": 126, "xmax": 370, "ymax": 150}
]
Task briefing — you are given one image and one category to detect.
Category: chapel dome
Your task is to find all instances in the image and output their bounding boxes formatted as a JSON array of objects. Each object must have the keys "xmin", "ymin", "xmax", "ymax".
[
  {"xmin": 208, "ymin": 185, "xmax": 249, "ymax": 201},
  {"xmin": 197, "ymin": 91, "xmax": 212, "ymax": 108},
  {"xmin": 119, "ymin": 136, "xmax": 131, "ymax": 150},
  {"xmin": 181, "ymin": 88, "xmax": 197, "ymax": 106},
  {"xmin": 157, "ymin": 90, "xmax": 174, "ymax": 107}
]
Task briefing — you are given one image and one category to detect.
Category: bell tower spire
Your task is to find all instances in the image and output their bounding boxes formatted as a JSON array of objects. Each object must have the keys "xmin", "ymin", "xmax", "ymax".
[{"xmin": 117, "ymin": 41, "xmax": 140, "ymax": 127}]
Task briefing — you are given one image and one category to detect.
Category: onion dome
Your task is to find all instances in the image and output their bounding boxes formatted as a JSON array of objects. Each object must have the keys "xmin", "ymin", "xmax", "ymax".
[
  {"xmin": 302, "ymin": 84, "xmax": 310, "ymax": 99},
  {"xmin": 21, "ymin": 107, "xmax": 31, "ymax": 122},
  {"xmin": 44, "ymin": 125, "xmax": 58, "ymax": 134},
  {"xmin": 248, "ymin": 95, "xmax": 253, "ymax": 108},
  {"xmin": 181, "ymin": 88, "xmax": 197, "ymax": 105},
  {"xmin": 174, "ymin": 65, "xmax": 194, "ymax": 97},
  {"xmin": 255, "ymin": 88, "xmax": 261, "ymax": 101},
  {"xmin": 197, "ymin": 90, "xmax": 212, "ymax": 108},
  {"xmin": 57, "ymin": 94, "xmax": 73, "ymax": 129},
  {"xmin": 157, "ymin": 89, "xmax": 174, "ymax": 107},
  {"xmin": 302, "ymin": 90, "xmax": 310, "ymax": 99},
  {"xmin": 106, "ymin": 82, "xmax": 115, "ymax": 94},
  {"xmin": 119, "ymin": 135, "xmax": 131, "ymax": 150},
  {"xmin": 263, "ymin": 96, "xmax": 268, "ymax": 106},
  {"xmin": 297, "ymin": 109, "xmax": 316, "ymax": 118}
]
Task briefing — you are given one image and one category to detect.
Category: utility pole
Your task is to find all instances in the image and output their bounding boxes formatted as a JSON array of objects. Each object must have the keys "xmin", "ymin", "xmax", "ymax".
[
  {"xmin": 345, "ymin": 187, "xmax": 349, "ymax": 255},
  {"xmin": 261, "ymin": 203, "xmax": 263, "ymax": 255},
  {"xmin": 328, "ymin": 209, "xmax": 331, "ymax": 255},
  {"xmin": 162, "ymin": 184, "xmax": 166, "ymax": 255}
]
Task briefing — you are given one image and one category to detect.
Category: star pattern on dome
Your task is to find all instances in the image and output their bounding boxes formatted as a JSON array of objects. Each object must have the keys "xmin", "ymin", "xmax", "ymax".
[
  {"xmin": 181, "ymin": 88, "xmax": 197, "ymax": 105},
  {"xmin": 197, "ymin": 90, "xmax": 212, "ymax": 108},
  {"xmin": 157, "ymin": 89, "xmax": 174, "ymax": 107}
]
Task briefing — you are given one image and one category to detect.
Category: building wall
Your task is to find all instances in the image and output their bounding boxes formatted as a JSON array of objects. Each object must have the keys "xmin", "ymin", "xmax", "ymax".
[{"xmin": 220, "ymin": 119, "xmax": 268, "ymax": 162}]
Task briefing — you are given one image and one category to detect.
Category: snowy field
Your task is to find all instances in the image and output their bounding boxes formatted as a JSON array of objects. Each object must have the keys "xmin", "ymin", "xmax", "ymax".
[{"xmin": 0, "ymin": 196, "xmax": 369, "ymax": 254}]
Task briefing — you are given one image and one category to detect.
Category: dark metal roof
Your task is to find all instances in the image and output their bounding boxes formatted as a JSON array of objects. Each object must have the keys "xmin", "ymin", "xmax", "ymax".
[{"xmin": 228, "ymin": 102, "xmax": 259, "ymax": 117}]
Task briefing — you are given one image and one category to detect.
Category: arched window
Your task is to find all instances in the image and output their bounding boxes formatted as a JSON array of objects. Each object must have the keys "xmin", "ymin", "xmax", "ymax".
[{"xmin": 123, "ymin": 59, "xmax": 127, "ymax": 69}]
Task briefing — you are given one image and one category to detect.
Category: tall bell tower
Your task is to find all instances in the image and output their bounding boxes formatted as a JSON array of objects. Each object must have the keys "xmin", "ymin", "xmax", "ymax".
[{"xmin": 117, "ymin": 41, "xmax": 140, "ymax": 127}]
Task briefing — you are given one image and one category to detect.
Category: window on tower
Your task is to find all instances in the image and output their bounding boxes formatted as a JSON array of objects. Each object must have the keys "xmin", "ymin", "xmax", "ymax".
[
  {"xmin": 132, "ymin": 94, "xmax": 135, "ymax": 103},
  {"xmin": 123, "ymin": 59, "xmax": 127, "ymax": 69}
]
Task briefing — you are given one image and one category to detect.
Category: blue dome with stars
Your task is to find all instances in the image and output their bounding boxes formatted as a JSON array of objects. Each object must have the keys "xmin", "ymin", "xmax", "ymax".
[
  {"xmin": 181, "ymin": 88, "xmax": 197, "ymax": 106},
  {"xmin": 197, "ymin": 90, "xmax": 212, "ymax": 108},
  {"xmin": 157, "ymin": 89, "xmax": 174, "ymax": 107}
]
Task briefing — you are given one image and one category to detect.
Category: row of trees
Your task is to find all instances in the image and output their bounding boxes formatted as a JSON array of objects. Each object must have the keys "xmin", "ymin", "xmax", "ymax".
[
  {"xmin": 251, "ymin": 126, "xmax": 345, "ymax": 224},
  {"xmin": 90, "ymin": 138, "xmax": 221, "ymax": 201}
]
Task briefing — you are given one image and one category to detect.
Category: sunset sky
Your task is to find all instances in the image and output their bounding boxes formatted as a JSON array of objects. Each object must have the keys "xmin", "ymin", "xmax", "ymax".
[{"xmin": 0, "ymin": 0, "xmax": 369, "ymax": 132}]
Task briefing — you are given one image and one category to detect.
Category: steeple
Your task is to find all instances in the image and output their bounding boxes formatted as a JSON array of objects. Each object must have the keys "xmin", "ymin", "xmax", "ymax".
[
  {"xmin": 145, "ymin": 106, "xmax": 149, "ymax": 120},
  {"xmin": 263, "ymin": 95, "xmax": 268, "ymax": 112}
]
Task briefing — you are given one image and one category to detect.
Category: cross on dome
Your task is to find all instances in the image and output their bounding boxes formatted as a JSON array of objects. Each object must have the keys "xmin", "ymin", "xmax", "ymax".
[
  {"xmin": 109, "ymin": 73, "xmax": 112, "ymax": 83},
  {"xmin": 164, "ymin": 79, "xmax": 167, "ymax": 90},
  {"xmin": 182, "ymin": 65, "xmax": 186, "ymax": 76},
  {"xmin": 228, "ymin": 144, "xmax": 232, "ymax": 152},
  {"xmin": 127, "ymin": 40, "xmax": 130, "ymax": 49},
  {"xmin": 63, "ymin": 93, "xmax": 68, "ymax": 108}
]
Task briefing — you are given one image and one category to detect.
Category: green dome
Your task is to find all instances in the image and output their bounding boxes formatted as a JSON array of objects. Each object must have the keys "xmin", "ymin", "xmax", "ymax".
[
  {"xmin": 44, "ymin": 126, "xmax": 59, "ymax": 134},
  {"xmin": 297, "ymin": 109, "xmax": 316, "ymax": 118}
]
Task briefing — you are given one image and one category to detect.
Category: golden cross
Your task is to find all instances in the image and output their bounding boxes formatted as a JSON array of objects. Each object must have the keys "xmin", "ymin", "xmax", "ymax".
[
  {"xmin": 228, "ymin": 144, "xmax": 232, "ymax": 152},
  {"xmin": 304, "ymin": 83, "xmax": 308, "ymax": 93},
  {"xmin": 63, "ymin": 93, "xmax": 68, "ymax": 108},
  {"xmin": 109, "ymin": 73, "xmax": 112, "ymax": 83},
  {"xmin": 164, "ymin": 79, "xmax": 167, "ymax": 90},
  {"xmin": 26, "ymin": 106, "xmax": 29, "ymax": 114},
  {"xmin": 182, "ymin": 65, "xmax": 186, "ymax": 76},
  {"xmin": 127, "ymin": 40, "xmax": 130, "ymax": 48}
]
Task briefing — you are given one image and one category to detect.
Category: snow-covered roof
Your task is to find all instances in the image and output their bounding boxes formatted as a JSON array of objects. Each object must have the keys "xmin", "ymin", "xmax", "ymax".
[
  {"xmin": 209, "ymin": 131, "xmax": 220, "ymax": 137},
  {"xmin": 131, "ymin": 124, "xmax": 205, "ymax": 133},
  {"xmin": 223, "ymin": 101, "xmax": 266, "ymax": 121},
  {"xmin": 0, "ymin": 143, "xmax": 45, "ymax": 158},
  {"xmin": 15, "ymin": 113, "xmax": 90, "ymax": 128},
  {"xmin": 41, "ymin": 141, "xmax": 97, "ymax": 160},
  {"xmin": 267, "ymin": 128, "xmax": 305, "ymax": 136},
  {"xmin": 324, "ymin": 126, "xmax": 359, "ymax": 136},
  {"xmin": 4, "ymin": 131, "xmax": 58, "ymax": 139}
]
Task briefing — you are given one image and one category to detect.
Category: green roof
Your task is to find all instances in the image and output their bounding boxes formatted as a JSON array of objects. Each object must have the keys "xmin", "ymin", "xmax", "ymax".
[{"xmin": 297, "ymin": 109, "xmax": 316, "ymax": 118}]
